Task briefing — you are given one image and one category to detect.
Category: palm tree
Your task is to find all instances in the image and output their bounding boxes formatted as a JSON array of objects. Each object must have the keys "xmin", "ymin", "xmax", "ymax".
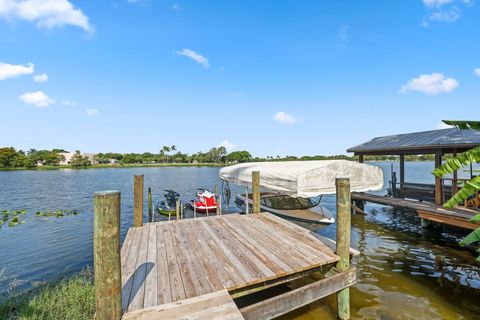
[
  {"xmin": 432, "ymin": 120, "xmax": 480, "ymax": 261},
  {"xmin": 162, "ymin": 146, "xmax": 170, "ymax": 163}
]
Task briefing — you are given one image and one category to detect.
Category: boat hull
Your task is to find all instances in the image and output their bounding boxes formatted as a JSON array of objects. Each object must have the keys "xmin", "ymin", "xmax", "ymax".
[{"xmin": 235, "ymin": 194, "xmax": 334, "ymax": 231}]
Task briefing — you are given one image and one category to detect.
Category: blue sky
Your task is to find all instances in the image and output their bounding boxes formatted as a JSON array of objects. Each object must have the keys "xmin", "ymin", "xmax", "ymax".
[{"xmin": 0, "ymin": 0, "xmax": 479, "ymax": 157}]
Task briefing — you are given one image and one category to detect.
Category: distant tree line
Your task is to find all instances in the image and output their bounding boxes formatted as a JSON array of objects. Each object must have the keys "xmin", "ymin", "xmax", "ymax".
[{"xmin": 0, "ymin": 145, "xmax": 443, "ymax": 169}]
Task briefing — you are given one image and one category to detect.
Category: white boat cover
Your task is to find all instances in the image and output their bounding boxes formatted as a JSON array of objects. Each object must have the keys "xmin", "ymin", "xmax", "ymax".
[{"xmin": 219, "ymin": 160, "xmax": 384, "ymax": 198}]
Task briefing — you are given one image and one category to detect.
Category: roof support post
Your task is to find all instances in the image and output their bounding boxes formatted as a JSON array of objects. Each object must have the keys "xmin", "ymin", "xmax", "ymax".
[
  {"xmin": 452, "ymin": 149, "xmax": 458, "ymax": 195},
  {"xmin": 434, "ymin": 151, "xmax": 443, "ymax": 205},
  {"xmin": 358, "ymin": 154, "xmax": 364, "ymax": 163},
  {"xmin": 399, "ymin": 155, "xmax": 405, "ymax": 187}
]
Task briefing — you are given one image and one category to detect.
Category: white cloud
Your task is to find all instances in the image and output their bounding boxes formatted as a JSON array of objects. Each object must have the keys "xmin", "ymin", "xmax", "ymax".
[
  {"xmin": 421, "ymin": 0, "xmax": 473, "ymax": 26},
  {"xmin": 337, "ymin": 25, "xmax": 349, "ymax": 43},
  {"xmin": 423, "ymin": 0, "xmax": 455, "ymax": 8},
  {"xmin": 127, "ymin": 0, "xmax": 148, "ymax": 5},
  {"xmin": 32, "ymin": 73, "xmax": 48, "ymax": 83},
  {"xmin": 86, "ymin": 108, "xmax": 99, "ymax": 116},
  {"xmin": 430, "ymin": 7, "xmax": 460, "ymax": 22},
  {"xmin": 0, "ymin": 62, "xmax": 34, "ymax": 80},
  {"xmin": 19, "ymin": 91, "xmax": 55, "ymax": 107},
  {"xmin": 400, "ymin": 73, "xmax": 459, "ymax": 95},
  {"xmin": 273, "ymin": 111, "xmax": 298, "ymax": 124},
  {"xmin": 218, "ymin": 140, "xmax": 235, "ymax": 151},
  {"xmin": 0, "ymin": 0, "xmax": 93, "ymax": 32},
  {"xmin": 474, "ymin": 68, "xmax": 480, "ymax": 77},
  {"xmin": 60, "ymin": 99, "xmax": 76, "ymax": 106},
  {"xmin": 226, "ymin": 91, "xmax": 242, "ymax": 96},
  {"xmin": 176, "ymin": 49, "xmax": 210, "ymax": 68}
]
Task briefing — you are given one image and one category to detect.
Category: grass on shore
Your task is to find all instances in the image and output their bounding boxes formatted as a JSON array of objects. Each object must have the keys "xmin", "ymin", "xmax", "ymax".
[{"xmin": 0, "ymin": 271, "xmax": 95, "ymax": 320}]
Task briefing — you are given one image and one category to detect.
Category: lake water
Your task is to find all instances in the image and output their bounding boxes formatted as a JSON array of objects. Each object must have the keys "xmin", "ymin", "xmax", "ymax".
[{"xmin": 0, "ymin": 162, "xmax": 479, "ymax": 319}]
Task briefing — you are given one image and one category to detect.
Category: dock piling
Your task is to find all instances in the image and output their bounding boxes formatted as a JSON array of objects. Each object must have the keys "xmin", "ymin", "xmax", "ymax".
[
  {"xmin": 215, "ymin": 184, "xmax": 221, "ymax": 215},
  {"xmin": 336, "ymin": 178, "xmax": 351, "ymax": 320},
  {"xmin": 252, "ymin": 171, "xmax": 260, "ymax": 214},
  {"xmin": 147, "ymin": 187, "xmax": 153, "ymax": 223},
  {"xmin": 176, "ymin": 199, "xmax": 180, "ymax": 220},
  {"xmin": 93, "ymin": 191, "xmax": 122, "ymax": 320},
  {"xmin": 134, "ymin": 175, "xmax": 144, "ymax": 227}
]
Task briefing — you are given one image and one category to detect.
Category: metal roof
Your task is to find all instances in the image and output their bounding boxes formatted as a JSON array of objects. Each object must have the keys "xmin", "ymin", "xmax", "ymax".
[{"xmin": 347, "ymin": 128, "xmax": 480, "ymax": 154}]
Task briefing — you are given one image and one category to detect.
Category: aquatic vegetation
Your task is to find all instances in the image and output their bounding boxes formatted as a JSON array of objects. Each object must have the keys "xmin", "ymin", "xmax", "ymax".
[
  {"xmin": 35, "ymin": 210, "xmax": 79, "ymax": 217},
  {"xmin": 0, "ymin": 209, "xmax": 79, "ymax": 230}
]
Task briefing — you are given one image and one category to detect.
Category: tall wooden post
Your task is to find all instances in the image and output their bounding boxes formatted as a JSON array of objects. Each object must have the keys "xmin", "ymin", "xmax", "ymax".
[
  {"xmin": 252, "ymin": 171, "xmax": 261, "ymax": 214},
  {"xmin": 147, "ymin": 187, "xmax": 153, "ymax": 223},
  {"xmin": 134, "ymin": 175, "xmax": 144, "ymax": 227},
  {"xmin": 176, "ymin": 200, "xmax": 180, "ymax": 220},
  {"xmin": 214, "ymin": 184, "xmax": 220, "ymax": 215},
  {"xmin": 399, "ymin": 154, "xmax": 405, "ymax": 187},
  {"xmin": 434, "ymin": 151, "xmax": 443, "ymax": 205},
  {"xmin": 358, "ymin": 154, "xmax": 364, "ymax": 163},
  {"xmin": 336, "ymin": 178, "xmax": 351, "ymax": 320},
  {"xmin": 94, "ymin": 191, "xmax": 122, "ymax": 320}
]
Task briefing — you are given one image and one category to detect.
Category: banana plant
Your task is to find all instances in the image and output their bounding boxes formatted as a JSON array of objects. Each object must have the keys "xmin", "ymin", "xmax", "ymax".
[{"xmin": 432, "ymin": 120, "xmax": 480, "ymax": 262}]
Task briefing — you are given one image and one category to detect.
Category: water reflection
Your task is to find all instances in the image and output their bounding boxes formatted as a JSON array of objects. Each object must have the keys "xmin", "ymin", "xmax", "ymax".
[{"xmin": 279, "ymin": 201, "xmax": 480, "ymax": 320}]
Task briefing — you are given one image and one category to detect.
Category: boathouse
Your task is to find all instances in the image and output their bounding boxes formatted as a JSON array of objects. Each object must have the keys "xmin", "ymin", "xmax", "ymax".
[
  {"xmin": 347, "ymin": 128, "xmax": 480, "ymax": 230},
  {"xmin": 347, "ymin": 128, "xmax": 480, "ymax": 205}
]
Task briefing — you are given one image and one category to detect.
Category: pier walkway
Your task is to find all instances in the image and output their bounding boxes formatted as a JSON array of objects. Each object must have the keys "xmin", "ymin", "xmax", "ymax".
[
  {"xmin": 352, "ymin": 192, "xmax": 480, "ymax": 230},
  {"xmin": 119, "ymin": 213, "xmax": 352, "ymax": 319}
]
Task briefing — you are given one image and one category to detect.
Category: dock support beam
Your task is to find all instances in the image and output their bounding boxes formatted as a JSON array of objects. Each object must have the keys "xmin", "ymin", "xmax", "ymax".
[
  {"xmin": 336, "ymin": 178, "xmax": 351, "ymax": 320},
  {"xmin": 94, "ymin": 191, "xmax": 122, "ymax": 320},
  {"xmin": 252, "ymin": 171, "xmax": 261, "ymax": 214},
  {"xmin": 134, "ymin": 175, "xmax": 144, "ymax": 227},
  {"xmin": 147, "ymin": 187, "xmax": 153, "ymax": 223},
  {"xmin": 434, "ymin": 151, "xmax": 443, "ymax": 205}
]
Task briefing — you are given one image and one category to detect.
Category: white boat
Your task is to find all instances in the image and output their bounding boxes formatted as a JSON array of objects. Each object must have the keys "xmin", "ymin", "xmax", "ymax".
[
  {"xmin": 219, "ymin": 160, "xmax": 383, "ymax": 230},
  {"xmin": 235, "ymin": 192, "xmax": 334, "ymax": 230}
]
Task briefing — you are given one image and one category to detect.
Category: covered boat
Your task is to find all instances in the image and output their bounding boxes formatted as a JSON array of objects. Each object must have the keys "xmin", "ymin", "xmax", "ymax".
[{"xmin": 219, "ymin": 160, "xmax": 383, "ymax": 229}]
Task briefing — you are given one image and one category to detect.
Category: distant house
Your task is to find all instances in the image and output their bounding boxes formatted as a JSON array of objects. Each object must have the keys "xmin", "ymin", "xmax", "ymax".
[
  {"xmin": 109, "ymin": 158, "xmax": 119, "ymax": 165},
  {"xmin": 59, "ymin": 152, "xmax": 98, "ymax": 165}
]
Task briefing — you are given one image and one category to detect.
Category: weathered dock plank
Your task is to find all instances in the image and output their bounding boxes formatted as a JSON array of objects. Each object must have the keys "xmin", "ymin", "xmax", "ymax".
[
  {"xmin": 122, "ymin": 289, "xmax": 244, "ymax": 320},
  {"xmin": 120, "ymin": 213, "xmax": 341, "ymax": 313}
]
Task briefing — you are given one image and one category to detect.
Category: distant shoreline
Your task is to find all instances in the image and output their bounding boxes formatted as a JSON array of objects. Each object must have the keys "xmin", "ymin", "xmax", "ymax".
[
  {"xmin": 0, "ymin": 163, "xmax": 226, "ymax": 171},
  {"xmin": 0, "ymin": 159, "xmax": 442, "ymax": 172}
]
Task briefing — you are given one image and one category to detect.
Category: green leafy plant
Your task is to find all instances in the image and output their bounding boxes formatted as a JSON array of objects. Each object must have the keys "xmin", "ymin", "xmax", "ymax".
[{"xmin": 432, "ymin": 120, "xmax": 480, "ymax": 262}]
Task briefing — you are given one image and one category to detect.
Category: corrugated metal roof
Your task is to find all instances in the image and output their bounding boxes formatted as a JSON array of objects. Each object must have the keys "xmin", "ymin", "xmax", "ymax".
[{"xmin": 347, "ymin": 128, "xmax": 480, "ymax": 154}]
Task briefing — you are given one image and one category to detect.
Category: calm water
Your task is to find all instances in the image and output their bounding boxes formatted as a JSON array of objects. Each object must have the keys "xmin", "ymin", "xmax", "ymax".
[{"xmin": 0, "ymin": 162, "xmax": 479, "ymax": 319}]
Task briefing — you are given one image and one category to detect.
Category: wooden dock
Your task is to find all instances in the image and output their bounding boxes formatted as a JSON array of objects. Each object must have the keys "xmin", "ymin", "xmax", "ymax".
[
  {"xmin": 93, "ymin": 176, "xmax": 357, "ymax": 320},
  {"xmin": 119, "ymin": 213, "xmax": 353, "ymax": 319},
  {"xmin": 351, "ymin": 192, "xmax": 480, "ymax": 230}
]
